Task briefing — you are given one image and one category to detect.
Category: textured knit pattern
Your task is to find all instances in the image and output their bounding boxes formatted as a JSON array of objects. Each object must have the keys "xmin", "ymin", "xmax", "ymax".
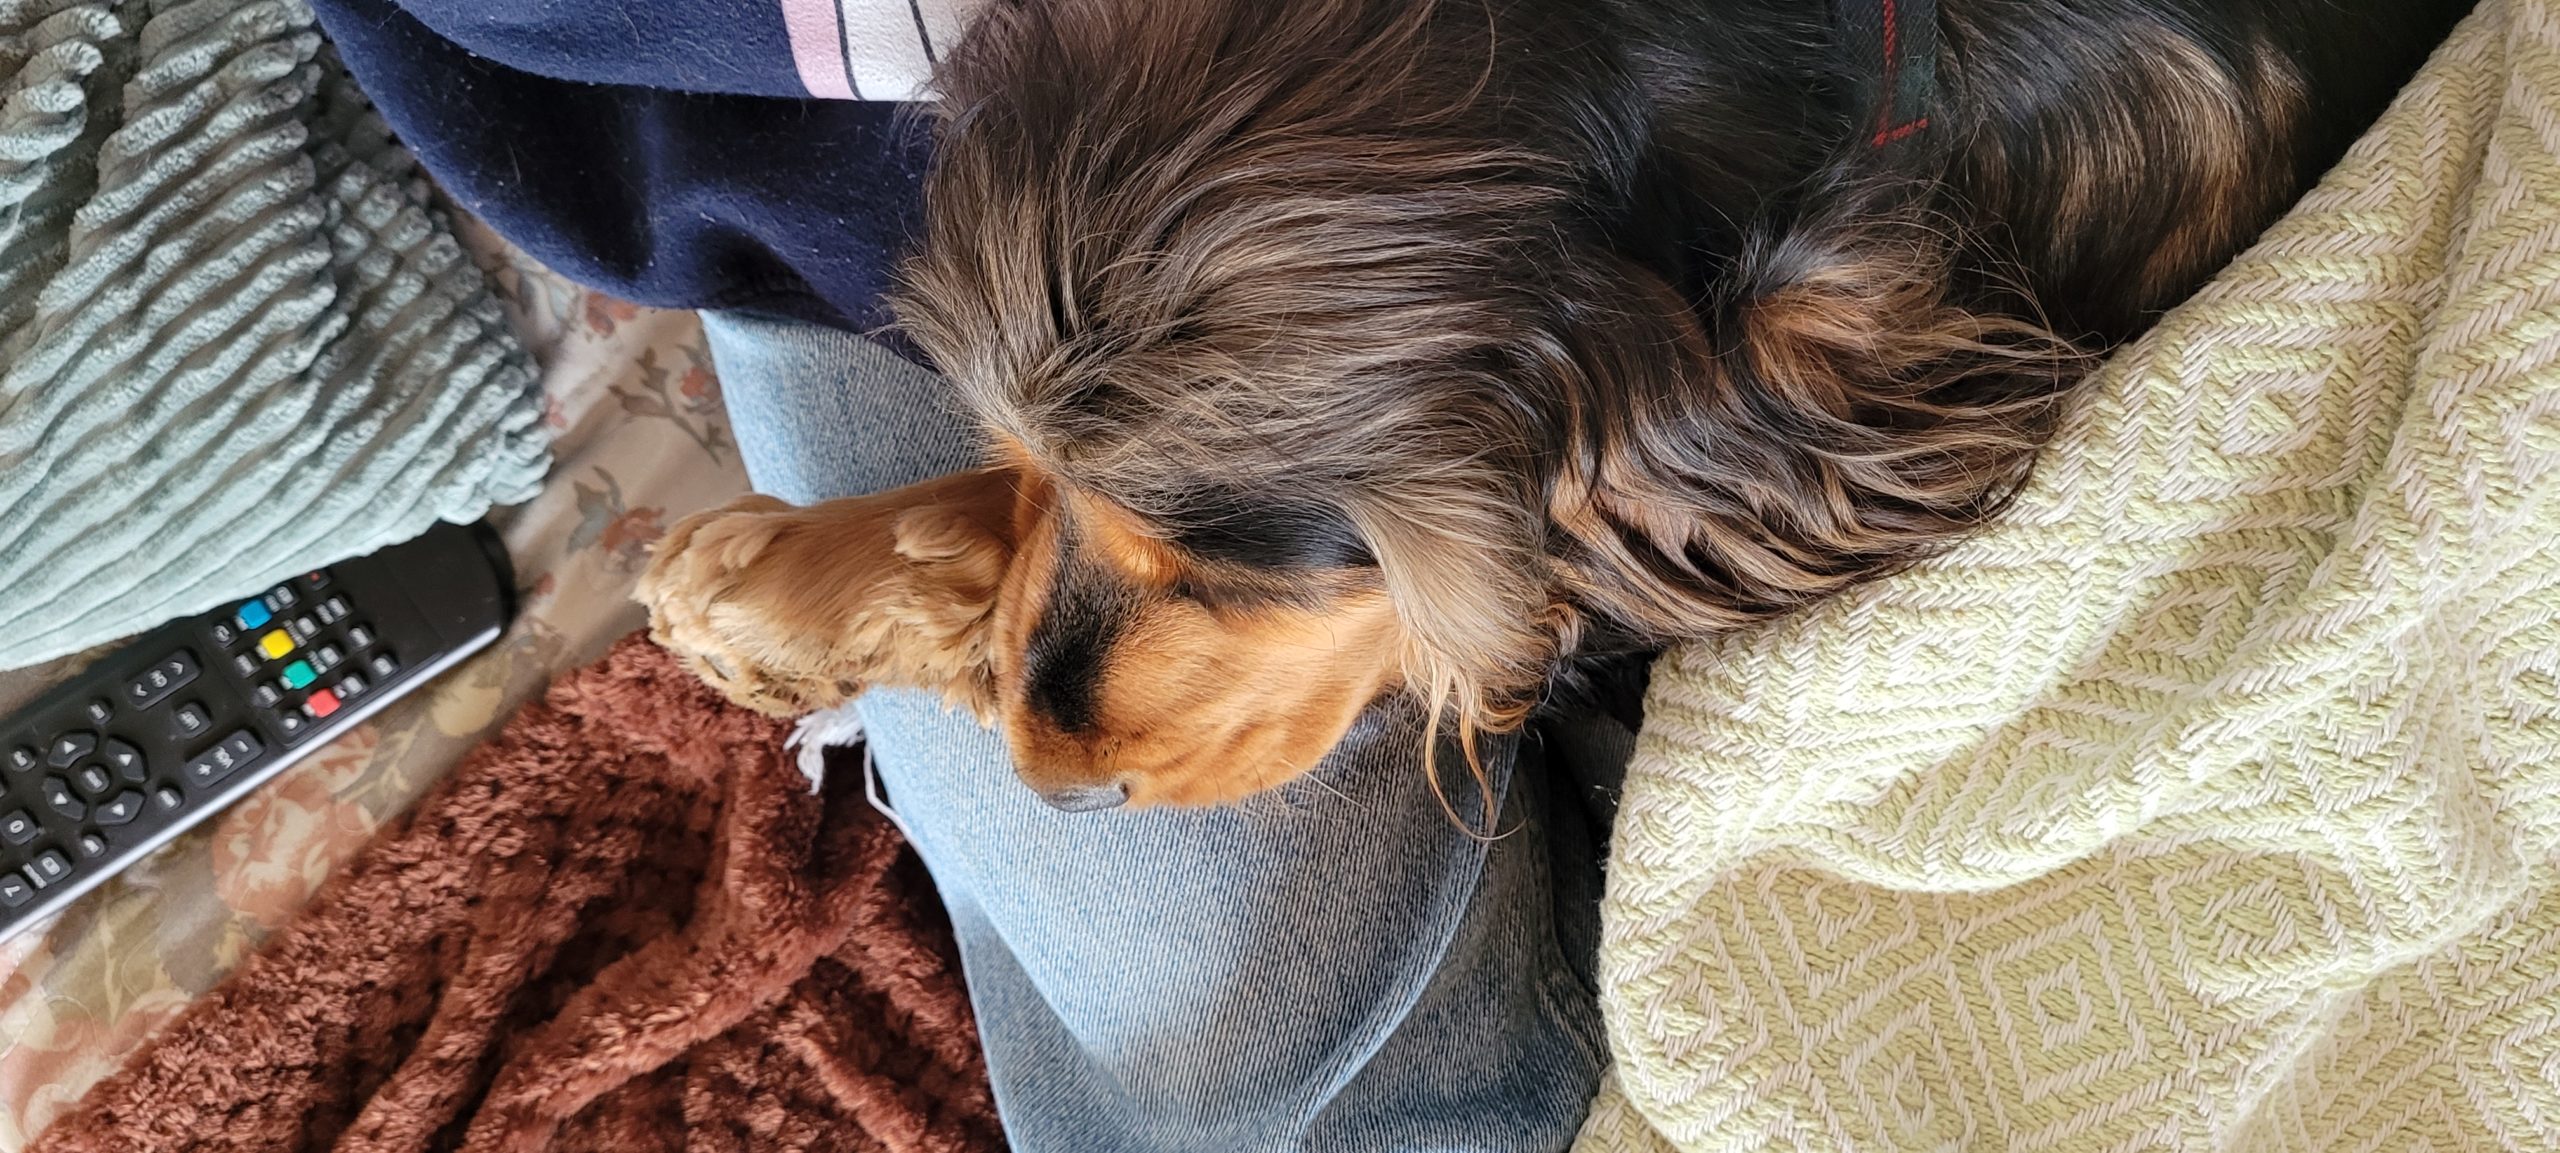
[
  {"xmin": 1578, "ymin": 1, "xmax": 2560, "ymax": 1149},
  {"xmin": 0, "ymin": 0, "xmax": 547, "ymax": 669},
  {"xmin": 25, "ymin": 634, "xmax": 1004, "ymax": 1153},
  {"xmin": 0, "ymin": 244, "xmax": 745, "ymax": 1149}
]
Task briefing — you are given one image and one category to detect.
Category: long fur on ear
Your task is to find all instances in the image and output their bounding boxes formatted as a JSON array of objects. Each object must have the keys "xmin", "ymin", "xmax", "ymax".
[
  {"xmin": 1540, "ymin": 181, "xmax": 2085, "ymax": 660},
  {"xmin": 891, "ymin": 0, "xmax": 2088, "ymax": 757}
]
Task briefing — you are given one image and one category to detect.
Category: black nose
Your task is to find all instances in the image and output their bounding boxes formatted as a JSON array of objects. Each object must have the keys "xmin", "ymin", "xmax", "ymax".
[{"xmin": 1037, "ymin": 781, "xmax": 1130, "ymax": 812}]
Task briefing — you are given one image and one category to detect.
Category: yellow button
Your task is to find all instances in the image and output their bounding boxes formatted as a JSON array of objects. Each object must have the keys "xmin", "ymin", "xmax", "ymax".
[{"xmin": 258, "ymin": 630, "xmax": 294, "ymax": 659}]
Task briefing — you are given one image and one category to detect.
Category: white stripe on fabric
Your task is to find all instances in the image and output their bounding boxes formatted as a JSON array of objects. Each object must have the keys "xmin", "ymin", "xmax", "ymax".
[
  {"xmin": 777, "ymin": 0, "xmax": 856, "ymax": 99},
  {"xmin": 913, "ymin": 0, "xmax": 988, "ymax": 69},
  {"xmin": 835, "ymin": 0, "xmax": 936, "ymax": 101}
]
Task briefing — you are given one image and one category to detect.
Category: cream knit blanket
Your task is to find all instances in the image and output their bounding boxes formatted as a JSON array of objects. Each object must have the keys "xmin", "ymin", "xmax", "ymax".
[{"xmin": 1577, "ymin": 1, "xmax": 2560, "ymax": 1149}]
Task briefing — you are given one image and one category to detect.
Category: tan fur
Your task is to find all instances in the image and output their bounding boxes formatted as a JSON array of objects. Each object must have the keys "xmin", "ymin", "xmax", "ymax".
[
  {"xmin": 1940, "ymin": 14, "xmax": 2305, "ymax": 315},
  {"xmin": 997, "ymin": 484, "xmax": 1404, "ymax": 805},
  {"xmin": 2118, "ymin": 31, "xmax": 2296, "ymax": 298},
  {"xmin": 640, "ymin": 470, "xmax": 1405, "ymax": 807},
  {"xmin": 637, "ymin": 471, "xmax": 1017, "ymax": 719}
]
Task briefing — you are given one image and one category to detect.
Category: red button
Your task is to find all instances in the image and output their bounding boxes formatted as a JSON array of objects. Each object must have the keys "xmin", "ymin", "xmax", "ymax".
[{"xmin": 304, "ymin": 688, "xmax": 340, "ymax": 719}]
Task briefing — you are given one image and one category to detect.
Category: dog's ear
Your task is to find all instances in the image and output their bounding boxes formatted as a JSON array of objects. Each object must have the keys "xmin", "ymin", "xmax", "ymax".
[
  {"xmin": 637, "ymin": 470, "xmax": 1019, "ymax": 718},
  {"xmin": 1544, "ymin": 187, "xmax": 2084, "ymax": 646}
]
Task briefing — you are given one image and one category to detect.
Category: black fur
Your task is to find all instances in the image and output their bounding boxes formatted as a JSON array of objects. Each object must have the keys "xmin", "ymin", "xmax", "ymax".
[
  {"xmin": 1021, "ymin": 525, "xmax": 1136, "ymax": 734},
  {"xmin": 1160, "ymin": 488, "xmax": 1377, "ymax": 572}
]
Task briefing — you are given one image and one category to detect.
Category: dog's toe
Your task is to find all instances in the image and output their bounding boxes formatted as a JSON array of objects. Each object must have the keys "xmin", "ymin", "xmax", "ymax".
[{"xmin": 638, "ymin": 497, "xmax": 851, "ymax": 717}]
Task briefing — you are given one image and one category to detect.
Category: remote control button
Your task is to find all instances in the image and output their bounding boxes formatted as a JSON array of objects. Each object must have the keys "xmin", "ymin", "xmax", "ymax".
[
  {"xmin": 40, "ymin": 777, "xmax": 85, "ymax": 820},
  {"xmin": 315, "ymin": 595, "xmax": 351, "ymax": 624},
  {"xmin": 230, "ymin": 652, "xmax": 261, "ymax": 679},
  {"xmin": 183, "ymin": 751, "xmax": 236, "ymax": 786},
  {"xmin": 303, "ymin": 688, "xmax": 341, "ymax": 720},
  {"xmin": 250, "ymin": 683, "xmax": 284, "ymax": 709},
  {"xmin": 154, "ymin": 786, "xmax": 184, "ymax": 811},
  {"xmin": 25, "ymin": 848, "xmax": 70, "ymax": 888},
  {"xmin": 83, "ymin": 699, "xmax": 112, "ymax": 725},
  {"xmin": 172, "ymin": 701, "xmax": 212, "ymax": 739},
  {"xmin": 47, "ymin": 731, "xmax": 95, "ymax": 767},
  {"xmin": 286, "ymin": 615, "xmax": 320, "ymax": 643},
  {"xmin": 311, "ymin": 643, "xmax": 345, "ymax": 673},
  {"xmin": 76, "ymin": 831, "xmax": 108, "ymax": 859},
  {"xmin": 258, "ymin": 630, "xmax": 295, "ymax": 660},
  {"xmin": 125, "ymin": 651, "xmax": 200, "ymax": 710},
  {"xmin": 266, "ymin": 585, "xmax": 300, "ymax": 611},
  {"xmin": 346, "ymin": 624, "xmax": 375, "ymax": 650},
  {"xmin": 336, "ymin": 673, "xmax": 368, "ymax": 699},
  {"xmin": 6, "ymin": 746, "xmax": 34, "ymax": 773},
  {"xmin": 367, "ymin": 651, "xmax": 399, "ymax": 679},
  {"xmin": 281, "ymin": 660, "xmax": 317, "ymax": 690},
  {"xmin": 94, "ymin": 791, "xmax": 144, "ymax": 827},
  {"xmin": 102, "ymin": 740, "xmax": 146, "ymax": 784},
  {"xmin": 234, "ymin": 600, "xmax": 273, "ymax": 631},
  {"xmin": 277, "ymin": 711, "xmax": 307, "ymax": 738},
  {"xmin": 181, "ymin": 731, "xmax": 267, "ymax": 786},
  {"xmin": 71, "ymin": 764, "xmax": 112, "ymax": 798},
  {"xmin": 0, "ymin": 810, "xmax": 35, "ymax": 846},
  {"xmin": 0, "ymin": 873, "xmax": 30, "ymax": 908},
  {"xmin": 208, "ymin": 619, "xmax": 242, "ymax": 648},
  {"xmin": 298, "ymin": 570, "xmax": 333, "ymax": 593}
]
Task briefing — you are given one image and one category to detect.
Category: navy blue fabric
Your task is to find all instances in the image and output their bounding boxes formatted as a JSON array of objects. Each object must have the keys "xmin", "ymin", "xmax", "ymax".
[
  {"xmin": 313, "ymin": 0, "xmax": 930, "ymax": 334},
  {"xmin": 371, "ymin": 0, "xmax": 809, "ymax": 96}
]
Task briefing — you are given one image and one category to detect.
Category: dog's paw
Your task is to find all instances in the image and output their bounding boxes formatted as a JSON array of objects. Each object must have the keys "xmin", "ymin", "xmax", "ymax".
[
  {"xmin": 636, "ymin": 473, "xmax": 1019, "ymax": 721},
  {"xmin": 636, "ymin": 495, "xmax": 863, "ymax": 717}
]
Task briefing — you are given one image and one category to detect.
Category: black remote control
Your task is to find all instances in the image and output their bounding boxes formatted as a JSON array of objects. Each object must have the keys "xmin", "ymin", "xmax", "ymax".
[{"xmin": 0, "ymin": 521, "xmax": 515, "ymax": 944}]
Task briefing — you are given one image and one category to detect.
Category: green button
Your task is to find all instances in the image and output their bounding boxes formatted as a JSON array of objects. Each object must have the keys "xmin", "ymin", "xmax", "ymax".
[{"xmin": 280, "ymin": 660, "xmax": 316, "ymax": 690}]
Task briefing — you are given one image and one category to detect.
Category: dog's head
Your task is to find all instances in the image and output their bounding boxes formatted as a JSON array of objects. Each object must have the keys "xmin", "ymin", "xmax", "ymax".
[
  {"xmin": 977, "ymin": 460, "xmax": 1408, "ymax": 808},
  {"xmin": 890, "ymin": 0, "xmax": 2075, "ymax": 807}
]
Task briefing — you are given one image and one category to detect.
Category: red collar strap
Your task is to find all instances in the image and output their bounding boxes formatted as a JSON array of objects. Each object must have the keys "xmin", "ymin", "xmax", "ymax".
[{"xmin": 1837, "ymin": 0, "xmax": 1939, "ymax": 149}]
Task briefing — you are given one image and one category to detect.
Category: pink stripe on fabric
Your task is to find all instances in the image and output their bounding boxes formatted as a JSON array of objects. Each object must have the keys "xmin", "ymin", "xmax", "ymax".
[{"xmin": 778, "ymin": 0, "xmax": 855, "ymax": 99}]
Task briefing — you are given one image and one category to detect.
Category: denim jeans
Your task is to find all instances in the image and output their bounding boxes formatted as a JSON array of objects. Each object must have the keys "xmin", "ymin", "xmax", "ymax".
[{"xmin": 703, "ymin": 310, "xmax": 1608, "ymax": 1152}]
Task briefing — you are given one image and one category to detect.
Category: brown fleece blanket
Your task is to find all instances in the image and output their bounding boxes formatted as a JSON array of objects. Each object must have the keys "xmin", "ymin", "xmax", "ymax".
[{"xmin": 32, "ymin": 636, "xmax": 1003, "ymax": 1153}]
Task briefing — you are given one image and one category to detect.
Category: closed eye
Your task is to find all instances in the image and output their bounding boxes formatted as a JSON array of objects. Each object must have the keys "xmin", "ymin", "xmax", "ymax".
[
  {"xmin": 1165, "ymin": 564, "xmax": 1376, "ymax": 614},
  {"xmin": 1157, "ymin": 488, "xmax": 1378, "ymax": 571}
]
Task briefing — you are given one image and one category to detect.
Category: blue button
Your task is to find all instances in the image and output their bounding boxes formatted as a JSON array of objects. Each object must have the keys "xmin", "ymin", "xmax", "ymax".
[{"xmin": 235, "ymin": 600, "xmax": 272, "ymax": 630}]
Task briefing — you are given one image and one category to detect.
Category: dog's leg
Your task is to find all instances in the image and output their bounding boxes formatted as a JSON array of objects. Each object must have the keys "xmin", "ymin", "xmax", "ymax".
[{"xmin": 634, "ymin": 470, "xmax": 1018, "ymax": 718}]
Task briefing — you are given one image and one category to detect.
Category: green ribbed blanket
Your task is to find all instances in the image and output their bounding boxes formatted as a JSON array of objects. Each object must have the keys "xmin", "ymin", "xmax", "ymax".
[
  {"xmin": 0, "ymin": 0, "xmax": 546, "ymax": 669},
  {"xmin": 1579, "ymin": 1, "xmax": 2560, "ymax": 1149}
]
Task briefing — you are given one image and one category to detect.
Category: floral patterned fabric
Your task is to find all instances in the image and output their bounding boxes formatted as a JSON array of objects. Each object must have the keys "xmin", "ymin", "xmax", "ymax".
[{"xmin": 0, "ymin": 218, "xmax": 752, "ymax": 1149}]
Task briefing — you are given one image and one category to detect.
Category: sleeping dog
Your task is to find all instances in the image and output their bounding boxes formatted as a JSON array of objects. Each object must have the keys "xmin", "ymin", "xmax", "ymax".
[{"xmin": 638, "ymin": 0, "xmax": 2471, "ymax": 809}]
